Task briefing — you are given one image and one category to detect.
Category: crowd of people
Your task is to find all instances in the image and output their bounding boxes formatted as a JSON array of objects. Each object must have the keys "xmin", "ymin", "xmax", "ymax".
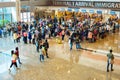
[
  {"xmin": 0, "ymin": 14, "xmax": 119, "ymax": 72},
  {"xmin": 0, "ymin": 15, "xmax": 120, "ymax": 51},
  {"xmin": 0, "ymin": 15, "xmax": 119, "ymax": 45}
]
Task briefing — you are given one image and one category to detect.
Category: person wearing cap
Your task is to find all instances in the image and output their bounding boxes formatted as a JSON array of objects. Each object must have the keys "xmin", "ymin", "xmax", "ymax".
[{"xmin": 107, "ymin": 49, "xmax": 114, "ymax": 72}]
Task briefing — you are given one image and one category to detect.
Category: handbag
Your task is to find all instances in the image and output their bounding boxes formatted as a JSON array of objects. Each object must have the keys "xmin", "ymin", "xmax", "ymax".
[
  {"xmin": 45, "ymin": 34, "xmax": 49, "ymax": 39},
  {"xmin": 110, "ymin": 60, "xmax": 114, "ymax": 64}
]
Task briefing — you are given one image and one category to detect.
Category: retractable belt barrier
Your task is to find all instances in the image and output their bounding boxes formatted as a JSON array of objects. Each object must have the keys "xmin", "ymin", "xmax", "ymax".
[
  {"xmin": 0, "ymin": 51, "xmax": 11, "ymax": 57},
  {"xmin": 80, "ymin": 48, "xmax": 120, "ymax": 58}
]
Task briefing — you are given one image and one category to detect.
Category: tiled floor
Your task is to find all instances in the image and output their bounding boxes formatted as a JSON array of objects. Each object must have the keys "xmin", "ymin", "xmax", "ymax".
[{"xmin": 0, "ymin": 32, "xmax": 120, "ymax": 80}]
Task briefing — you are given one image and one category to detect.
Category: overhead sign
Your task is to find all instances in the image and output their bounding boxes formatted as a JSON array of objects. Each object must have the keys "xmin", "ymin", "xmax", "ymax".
[
  {"xmin": 74, "ymin": 9, "xmax": 79, "ymax": 12},
  {"xmin": 89, "ymin": 10, "xmax": 94, "ymax": 13},
  {"xmin": 21, "ymin": 6, "xmax": 30, "ymax": 12},
  {"xmin": 54, "ymin": 1, "xmax": 120, "ymax": 9},
  {"xmin": 67, "ymin": 8, "xmax": 72, "ymax": 11},
  {"xmin": 110, "ymin": 11, "xmax": 116, "ymax": 15},
  {"xmin": 97, "ymin": 11, "xmax": 102, "ymax": 14},
  {"xmin": 81, "ymin": 9, "xmax": 87, "ymax": 13},
  {"xmin": 59, "ymin": 8, "xmax": 65, "ymax": 11}
]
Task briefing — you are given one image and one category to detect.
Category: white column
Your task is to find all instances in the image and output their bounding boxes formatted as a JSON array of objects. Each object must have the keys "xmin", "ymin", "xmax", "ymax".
[{"xmin": 16, "ymin": 0, "xmax": 21, "ymax": 22}]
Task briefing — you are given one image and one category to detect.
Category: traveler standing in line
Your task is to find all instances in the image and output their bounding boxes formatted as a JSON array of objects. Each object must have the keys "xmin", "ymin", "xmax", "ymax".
[
  {"xmin": 28, "ymin": 31, "xmax": 32, "ymax": 44},
  {"xmin": 68, "ymin": 36, "xmax": 73, "ymax": 51},
  {"xmin": 15, "ymin": 47, "xmax": 22, "ymax": 64},
  {"xmin": 17, "ymin": 33, "xmax": 21, "ymax": 43},
  {"xmin": 9, "ymin": 50, "xmax": 19, "ymax": 71},
  {"xmin": 7, "ymin": 28, "xmax": 11, "ymax": 36},
  {"xmin": 23, "ymin": 31, "xmax": 27, "ymax": 44},
  {"xmin": 107, "ymin": 49, "xmax": 114, "ymax": 72},
  {"xmin": 13, "ymin": 32, "xmax": 17, "ymax": 43},
  {"xmin": 75, "ymin": 36, "xmax": 81, "ymax": 50},
  {"xmin": 0, "ymin": 28, "xmax": 2, "ymax": 38},
  {"xmin": 88, "ymin": 30, "xmax": 93, "ymax": 43},
  {"xmin": 61, "ymin": 29, "xmax": 65, "ymax": 41}
]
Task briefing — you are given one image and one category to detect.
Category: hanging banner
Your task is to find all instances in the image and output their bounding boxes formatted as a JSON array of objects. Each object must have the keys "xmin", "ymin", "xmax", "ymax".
[{"xmin": 54, "ymin": 1, "xmax": 120, "ymax": 9}]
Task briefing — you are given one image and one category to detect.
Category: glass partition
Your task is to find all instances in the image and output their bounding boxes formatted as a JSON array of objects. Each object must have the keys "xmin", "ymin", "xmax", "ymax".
[
  {"xmin": 0, "ymin": 7, "xmax": 16, "ymax": 26},
  {"xmin": 21, "ymin": 6, "xmax": 31, "ymax": 22},
  {"xmin": 4, "ymin": 14, "xmax": 12, "ymax": 22}
]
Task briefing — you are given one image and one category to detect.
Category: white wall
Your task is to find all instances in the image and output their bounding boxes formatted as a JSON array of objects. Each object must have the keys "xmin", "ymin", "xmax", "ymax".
[
  {"xmin": 0, "ymin": 0, "xmax": 49, "ymax": 8},
  {"xmin": 21, "ymin": 0, "xmax": 48, "ymax": 12},
  {"xmin": 0, "ymin": 2, "xmax": 15, "ymax": 8},
  {"xmin": 21, "ymin": 0, "xmax": 48, "ymax": 6}
]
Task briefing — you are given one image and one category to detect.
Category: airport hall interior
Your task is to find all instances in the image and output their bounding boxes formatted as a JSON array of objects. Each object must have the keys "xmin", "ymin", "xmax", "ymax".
[{"xmin": 0, "ymin": 0, "xmax": 120, "ymax": 80}]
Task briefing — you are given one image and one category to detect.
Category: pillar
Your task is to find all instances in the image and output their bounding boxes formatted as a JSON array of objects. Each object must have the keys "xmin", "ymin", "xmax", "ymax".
[{"xmin": 16, "ymin": 0, "xmax": 21, "ymax": 22}]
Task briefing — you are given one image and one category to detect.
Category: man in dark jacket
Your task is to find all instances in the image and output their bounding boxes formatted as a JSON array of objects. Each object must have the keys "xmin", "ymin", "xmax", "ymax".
[{"xmin": 43, "ymin": 39, "xmax": 49, "ymax": 58}]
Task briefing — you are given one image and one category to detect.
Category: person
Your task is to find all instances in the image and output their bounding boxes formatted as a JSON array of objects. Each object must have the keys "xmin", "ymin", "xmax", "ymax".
[
  {"xmin": 39, "ymin": 45, "xmax": 44, "ymax": 62},
  {"xmin": 75, "ymin": 36, "xmax": 81, "ymax": 50},
  {"xmin": 107, "ymin": 49, "xmax": 114, "ymax": 72},
  {"xmin": 7, "ymin": 28, "xmax": 11, "ymax": 36},
  {"xmin": 32, "ymin": 34, "xmax": 36, "ymax": 44},
  {"xmin": 36, "ymin": 39, "xmax": 39, "ymax": 52},
  {"xmin": 9, "ymin": 50, "xmax": 19, "ymax": 71},
  {"xmin": 13, "ymin": 32, "xmax": 17, "ymax": 43},
  {"xmin": 3, "ymin": 28, "xmax": 7, "ymax": 37},
  {"xmin": 18, "ymin": 24, "xmax": 22, "ymax": 32},
  {"xmin": 43, "ymin": 39, "xmax": 49, "ymax": 58},
  {"xmin": 15, "ymin": 47, "xmax": 22, "ymax": 64},
  {"xmin": 28, "ymin": 31, "xmax": 32, "ymax": 43},
  {"xmin": 0, "ymin": 28, "xmax": 2, "ymax": 38},
  {"xmin": 23, "ymin": 31, "xmax": 27, "ymax": 44},
  {"xmin": 68, "ymin": 36, "xmax": 73, "ymax": 51},
  {"xmin": 88, "ymin": 31, "xmax": 93, "ymax": 43},
  {"xmin": 17, "ymin": 33, "xmax": 21, "ymax": 43},
  {"xmin": 61, "ymin": 29, "xmax": 65, "ymax": 40}
]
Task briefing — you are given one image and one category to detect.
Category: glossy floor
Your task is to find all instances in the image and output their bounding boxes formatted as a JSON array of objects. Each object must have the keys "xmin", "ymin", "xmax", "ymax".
[{"xmin": 0, "ymin": 32, "xmax": 120, "ymax": 80}]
